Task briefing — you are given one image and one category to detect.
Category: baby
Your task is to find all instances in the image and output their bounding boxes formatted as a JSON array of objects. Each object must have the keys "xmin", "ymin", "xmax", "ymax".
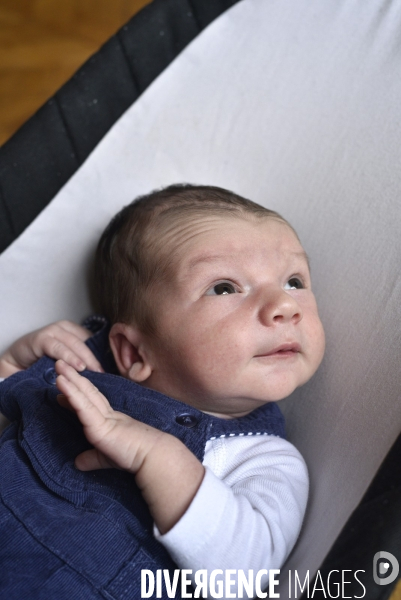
[{"xmin": 0, "ymin": 184, "xmax": 325, "ymax": 599}]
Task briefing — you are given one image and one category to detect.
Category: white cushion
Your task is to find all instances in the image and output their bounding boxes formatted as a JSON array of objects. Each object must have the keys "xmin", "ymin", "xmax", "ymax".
[{"xmin": 1, "ymin": 0, "xmax": 401, "ymax": 594}]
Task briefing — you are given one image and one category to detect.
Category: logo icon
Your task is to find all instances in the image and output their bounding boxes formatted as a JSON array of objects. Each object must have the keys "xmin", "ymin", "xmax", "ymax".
[{"xmin": 373, "ymin": 552, "xmax": 399, "ymax": 586}]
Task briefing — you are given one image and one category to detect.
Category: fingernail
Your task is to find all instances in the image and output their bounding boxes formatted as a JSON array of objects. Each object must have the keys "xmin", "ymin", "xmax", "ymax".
[{"xmin": 77, "ymin": 361, "xmax": 86, "ymax": 371}]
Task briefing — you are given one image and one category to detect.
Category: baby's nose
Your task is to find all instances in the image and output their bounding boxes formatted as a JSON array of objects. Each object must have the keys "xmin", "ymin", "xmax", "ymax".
[{"xmin": 259, "ymin": 289, "xmax": 303, "ymax": 326}]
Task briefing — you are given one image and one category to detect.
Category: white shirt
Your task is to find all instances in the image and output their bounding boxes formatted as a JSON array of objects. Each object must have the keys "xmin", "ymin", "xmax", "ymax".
[{"xmin": 156, "ymin": 433, "xmax": 308, "ymax": 595}]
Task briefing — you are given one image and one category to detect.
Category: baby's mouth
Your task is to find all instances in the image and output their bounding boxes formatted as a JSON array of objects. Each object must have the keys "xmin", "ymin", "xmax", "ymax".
[{"xmin": 255, "ymin": 342, "xmax": 301, "ymax": 357}]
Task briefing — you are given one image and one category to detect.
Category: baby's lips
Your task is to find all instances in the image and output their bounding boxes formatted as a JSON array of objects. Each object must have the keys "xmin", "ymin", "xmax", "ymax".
[{"xmin": 255, "ymin": 342, "xmax": 301, "ymax": 356}]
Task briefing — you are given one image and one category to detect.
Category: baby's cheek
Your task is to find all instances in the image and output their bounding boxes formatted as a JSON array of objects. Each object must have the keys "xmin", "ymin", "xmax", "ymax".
[
  {"xmin": 306, "ymin": 314, "xmax": 325, "ymax": 370},
  {"xmin": 190, "ymin": 333, "xmax": 241, "ymax": 380}
]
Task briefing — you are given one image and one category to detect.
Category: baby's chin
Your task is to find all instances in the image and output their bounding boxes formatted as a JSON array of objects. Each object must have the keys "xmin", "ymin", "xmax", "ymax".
[
  {"xmin": 138, "ymin": 377, "xmax": 302, "ymax": 418},
  {"xmin": 197, "ymin": 393, "xmax": 290, "ymax": 420},
  {"xmin": 218, "ymin": 383, "xmax": 311, "ymax": 417},
  {"xmin": 201, "ymin": 407, "xmax": 254, "ymax": 420}
]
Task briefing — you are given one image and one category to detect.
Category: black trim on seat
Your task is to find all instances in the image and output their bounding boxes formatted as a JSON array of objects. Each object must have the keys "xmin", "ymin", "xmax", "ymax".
[{"xmin": 0, "ymin": 0, "xmax": 240, "ymax": 254}]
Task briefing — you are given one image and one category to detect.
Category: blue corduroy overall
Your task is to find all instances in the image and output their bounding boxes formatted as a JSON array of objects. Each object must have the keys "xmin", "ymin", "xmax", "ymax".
[{"xmin": 0, "ymin": 318, "xmax": 285, "ymax": 599}]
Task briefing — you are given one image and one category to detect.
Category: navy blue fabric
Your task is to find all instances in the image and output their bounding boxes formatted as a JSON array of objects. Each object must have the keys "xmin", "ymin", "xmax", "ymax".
[{"xmin": 0, "ymin": 317, "xmax": 285, "ymax": 599}]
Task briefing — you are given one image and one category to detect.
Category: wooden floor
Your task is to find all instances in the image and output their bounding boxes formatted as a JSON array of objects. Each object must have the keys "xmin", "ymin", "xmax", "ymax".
[{"xmin": 0, "ymin": 0, "xmax": 151, "ymax": 146}]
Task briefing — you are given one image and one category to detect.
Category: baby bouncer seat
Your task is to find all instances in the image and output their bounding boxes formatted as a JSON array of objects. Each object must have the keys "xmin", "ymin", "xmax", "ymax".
[{"xmin": 0, "ymin": 1, "xmax": 400, "ymax": 598}]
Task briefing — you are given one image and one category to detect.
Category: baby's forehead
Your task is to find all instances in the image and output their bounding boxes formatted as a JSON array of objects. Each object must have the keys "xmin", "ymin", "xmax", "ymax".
[
  {"xmin": 158, "ymin": 210, "xmax": 291, "ymax": 241},
  {"xmin": 156, "ymin": 212, "xmax": 304, "ymax": 269}
]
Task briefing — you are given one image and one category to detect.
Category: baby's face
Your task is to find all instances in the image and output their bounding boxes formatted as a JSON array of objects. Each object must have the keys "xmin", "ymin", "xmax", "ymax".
[{"xmin": 142, "ymin": 215, "xmax": 325, "ymax": 418}]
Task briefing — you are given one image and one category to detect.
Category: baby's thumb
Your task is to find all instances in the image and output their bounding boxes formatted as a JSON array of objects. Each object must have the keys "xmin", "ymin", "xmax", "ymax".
[{"xmin": 75, "ymin": 449, "xmax": 116, "ymax": 471}]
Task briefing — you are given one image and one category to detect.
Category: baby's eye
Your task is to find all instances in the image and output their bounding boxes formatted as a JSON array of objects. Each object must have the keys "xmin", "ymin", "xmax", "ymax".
[
  {"xmin": 206, "ymin": 282, "xmax": 237, "ymax": 295},
  {"xmin": 284, "ymin": 277, "xmax": 304, "ymax": 290}
]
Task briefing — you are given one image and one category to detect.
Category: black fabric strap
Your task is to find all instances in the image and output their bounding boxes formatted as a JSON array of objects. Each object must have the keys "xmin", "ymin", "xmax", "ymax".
[{"xmin": 0, "ymin": 0, "xmax": 240, "ymax": 254}]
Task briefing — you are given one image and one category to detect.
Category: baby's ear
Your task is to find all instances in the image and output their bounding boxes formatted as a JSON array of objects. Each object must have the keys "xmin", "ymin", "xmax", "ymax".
[{"xmin": 109, "ymin": 323, "xmax": 153, "ymax": 383}]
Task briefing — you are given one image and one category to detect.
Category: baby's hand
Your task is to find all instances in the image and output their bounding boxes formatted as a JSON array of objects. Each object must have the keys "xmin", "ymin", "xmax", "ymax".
[
  {"xmin": 55, "ymin": 359, "xmax": 163, "ymax": 473},
  {"xmin": 0, "ymin": 321, "xmax": 103, "ymax": 379},
  {"xmin": 55, "ymin": 360, "xmax": 205, "ymax": 534}
]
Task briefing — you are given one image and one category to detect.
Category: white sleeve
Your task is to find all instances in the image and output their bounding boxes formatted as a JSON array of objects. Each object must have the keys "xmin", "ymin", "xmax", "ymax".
[{"xmin": 155, "ymin": 434, "xmax": 308, "ymax": 582}]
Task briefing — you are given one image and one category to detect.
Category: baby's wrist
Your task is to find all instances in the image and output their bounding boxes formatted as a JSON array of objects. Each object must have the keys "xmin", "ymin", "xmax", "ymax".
[
  {"xmin": 134, "ymin": 429, "xmax": 177, "ymax": 486},
  {"xmin": 134, "ymin": 432, "xmax": 205, "ymax": 534}
]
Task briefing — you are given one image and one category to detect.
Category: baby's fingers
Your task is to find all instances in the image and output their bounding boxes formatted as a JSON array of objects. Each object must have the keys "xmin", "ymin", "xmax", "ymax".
[
  {"xmin": 56, "ymin": 374, "xmax": 105, "ymax": 431},
  {"xmin": 56, "ymin": 321, "xmax": 104, "ymax": 373},
  {"xmin": 36, "ymin": 323, "xmax": 103, "ymax": 373},
  {"xmin": 40, "ymin": 338, "xmax": 88, "ymax": 372},
  {"xmin": 55, "ymin": 360, "xmax": 112, "ymax": 427}
]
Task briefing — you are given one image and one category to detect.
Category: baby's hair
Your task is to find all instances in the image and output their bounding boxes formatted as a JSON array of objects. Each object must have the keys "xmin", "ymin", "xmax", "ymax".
[{"xmin": 93, "ymin": 184, "xmax": 291, "ymax": 334}]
